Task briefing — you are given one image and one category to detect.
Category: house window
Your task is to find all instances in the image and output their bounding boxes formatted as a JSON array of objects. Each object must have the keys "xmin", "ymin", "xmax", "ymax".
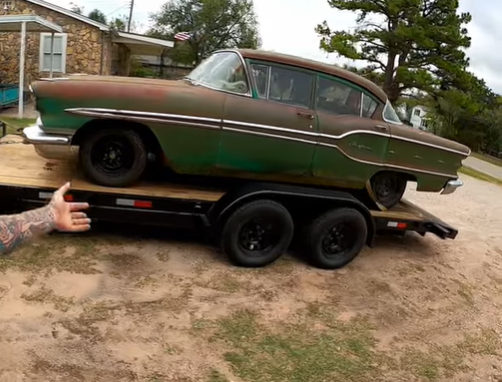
[
  {"xmin": 39, "ymin": 33, "xmax": 68, "ymax": 73},
  {"xmin": 414, "ymin": 108, "xmax": 420, "ymax": 116}
]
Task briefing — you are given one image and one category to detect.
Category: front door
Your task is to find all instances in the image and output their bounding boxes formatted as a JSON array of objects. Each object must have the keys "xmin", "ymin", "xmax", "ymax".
[
  {"xmin": 312, "ymin": 74, "xmax": 390, "ymax": 188},
  {"xmin": 216, "ymin": 62, "xmax": 318, "ymax": 178}
]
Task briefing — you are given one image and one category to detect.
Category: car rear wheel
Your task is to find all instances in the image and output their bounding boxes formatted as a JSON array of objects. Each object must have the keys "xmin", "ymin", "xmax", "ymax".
[
  {"xmin": 370, "ymin": 172, "xmax": 407, "ymax": 209},
  {"xmin": 79, "ymin": 127, "xmax": 147, "ymax": 187}
]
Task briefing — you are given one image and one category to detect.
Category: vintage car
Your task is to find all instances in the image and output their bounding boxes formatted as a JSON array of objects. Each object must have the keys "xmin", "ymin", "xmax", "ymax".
[{"xmin": 23, "ymin": 49, "xmax": 471, "ymax": 209}]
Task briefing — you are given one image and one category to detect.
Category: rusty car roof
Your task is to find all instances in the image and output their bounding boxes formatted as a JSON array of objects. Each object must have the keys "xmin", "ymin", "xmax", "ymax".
[{"xmin": 234, "ymin": 49, "xmax": 388, "ymax": 103}]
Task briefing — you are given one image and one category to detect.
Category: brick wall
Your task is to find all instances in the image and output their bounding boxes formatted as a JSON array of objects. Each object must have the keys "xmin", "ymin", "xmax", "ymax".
[{"xmin": 0, "ymin": 0, "xmax": 112, "ymax": 86}]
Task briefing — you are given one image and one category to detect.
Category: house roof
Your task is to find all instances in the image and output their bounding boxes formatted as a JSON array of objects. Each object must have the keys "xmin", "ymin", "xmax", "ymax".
[
  {"xmin": 0, "ymin": 14, "xmax": 63, "ymax": 32},
  {"xmin": 26, "ymin": 0, "xmax": 110, "ymax": 31},
  {"xmin": 24, "ymin": 0, "xmax": 175, "ymax": 52}
]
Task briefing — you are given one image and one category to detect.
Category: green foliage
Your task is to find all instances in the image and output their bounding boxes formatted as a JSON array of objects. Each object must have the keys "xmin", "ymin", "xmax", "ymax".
[
  {"xmin": 88, "ymin": 9, "xmax": 107, "ymax": 24},
  {"xmin": 316, "ymin": 0, "xmax": 472, "ymax": 103},
  {"xmin": 146, "ymin": 0, "xmax": 261, "ymax": 65}
]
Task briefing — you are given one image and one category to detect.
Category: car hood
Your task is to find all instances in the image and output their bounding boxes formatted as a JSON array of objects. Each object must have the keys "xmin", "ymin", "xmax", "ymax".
[{"xmin": 390, "ymin": 123, "xmax": 471, "ymax": 157}]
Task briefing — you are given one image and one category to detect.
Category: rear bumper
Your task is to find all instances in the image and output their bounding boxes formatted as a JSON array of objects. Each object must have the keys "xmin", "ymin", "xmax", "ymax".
[
  {"xmin": 22, "ymin": 124, "xmax": 75, "ymax": 160},
  {"xmin": 441, "ymin": 179, "xmax": 463, "ymax": 195}
]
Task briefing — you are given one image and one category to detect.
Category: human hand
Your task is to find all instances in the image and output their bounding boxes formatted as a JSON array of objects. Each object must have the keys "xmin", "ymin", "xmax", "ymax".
[{"xmin": 49, "ymin": 182, "xmax": 91, "ymax": 232}]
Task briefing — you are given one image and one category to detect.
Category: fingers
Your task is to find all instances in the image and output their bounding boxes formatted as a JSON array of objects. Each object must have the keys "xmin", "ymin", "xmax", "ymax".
[
  {"xmin": 71, "ymin": 212, "xmax": 88, "ymax": 219},
  {"xmin": 69, "ymin": 202, "xmax": 90, "ymax": 211},
  {"xmin": 72, "ymin": 217, "xmax": 92, "ymax": 226}
]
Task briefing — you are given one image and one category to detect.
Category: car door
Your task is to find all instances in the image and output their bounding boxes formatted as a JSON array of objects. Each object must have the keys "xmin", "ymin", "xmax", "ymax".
[
  {"xmin": 216, "ymin": 62, "xmax": 318, "ymax": 177},
  {"xmin": 312, "ymin": 74, "xmax": 390, "ymax": 187}
]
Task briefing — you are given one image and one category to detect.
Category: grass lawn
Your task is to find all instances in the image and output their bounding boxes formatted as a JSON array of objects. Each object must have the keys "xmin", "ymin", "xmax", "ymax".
[
  {"xmin": 460, "ymin": 166, "xmax": 502, "ymax": 186},
  {"xmin": 0, "ymin": 116, "xmax": 36, "ymax": 135},
  {"xmin": 470, "ymin": 152, "xmax": 502, "ymax": 168}
]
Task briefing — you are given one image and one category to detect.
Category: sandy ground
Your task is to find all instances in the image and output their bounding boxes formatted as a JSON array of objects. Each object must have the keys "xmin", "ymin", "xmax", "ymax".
[{"xmin": 0, "ymin": 174, "xmax": 501, "ymax": 382}]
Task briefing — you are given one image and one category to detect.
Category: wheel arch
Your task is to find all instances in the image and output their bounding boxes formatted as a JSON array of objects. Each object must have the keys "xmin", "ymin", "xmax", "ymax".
[{"xmin": 71, "ymin": 118, "xmax": 163, "ymax": 157}]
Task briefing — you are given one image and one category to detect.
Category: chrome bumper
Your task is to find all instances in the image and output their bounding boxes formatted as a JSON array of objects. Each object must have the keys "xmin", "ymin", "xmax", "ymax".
[
  {"xmin": 22, "ymin": 125, "xmax": 75, "ymax": 160},
  {"xmin": 22, "ymin": 124, "xmax": 71, "ymax": 145},
  {"xmin": 441, "ymin": 179, "xmax": 463, "ymax": 195}
]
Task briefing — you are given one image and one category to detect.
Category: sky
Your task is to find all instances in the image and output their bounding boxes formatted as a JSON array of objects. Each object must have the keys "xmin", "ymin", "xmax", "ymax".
[{"xmin": 50, "ymin": 0, "xmax": 502, "ymax": 93}]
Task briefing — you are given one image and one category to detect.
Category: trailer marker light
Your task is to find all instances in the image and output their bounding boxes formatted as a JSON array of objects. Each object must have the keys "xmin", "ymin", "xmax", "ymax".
[
  {"xmin": 387, "ymin": 221, "xmax": 407, "ymax": 229},
  {"xmin": 116, "ymin": 198, "xmax": 152, "ymax": 208},
  {"xmin": 39, "ymin": 192, "xmax": 53, "ymax": 199}
]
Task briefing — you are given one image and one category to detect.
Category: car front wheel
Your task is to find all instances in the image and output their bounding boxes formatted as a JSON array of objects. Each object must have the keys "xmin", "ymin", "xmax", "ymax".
[{"xmin": 79, "ymin": 127, "xmax": 147, "ymax": 187}]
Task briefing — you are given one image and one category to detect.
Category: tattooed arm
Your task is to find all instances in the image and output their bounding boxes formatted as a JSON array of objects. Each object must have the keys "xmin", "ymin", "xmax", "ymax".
[
  {"xmin": 0, "ymin": 182, "xmax": 91, "ymax": 256},
  {"xmin": 0, "ymin": 205, "xmax": 56, "ymax": 255}
]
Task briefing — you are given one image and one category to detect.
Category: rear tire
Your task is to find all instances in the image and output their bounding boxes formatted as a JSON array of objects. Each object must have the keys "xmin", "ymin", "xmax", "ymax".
[
  {"xmin": 220, "ymin": 199, "xmax": 294, "ymax": 267},
  {"xmin": 370, "ymin": 172, "xmax": 407, "ymax": 209},
  {"xmin": 303, "ymin": 207, "xmax": 367, "ymax": 269},
  {"xmin": 79, "ymin": 127, "xmax": 147, "ymax": 187}
]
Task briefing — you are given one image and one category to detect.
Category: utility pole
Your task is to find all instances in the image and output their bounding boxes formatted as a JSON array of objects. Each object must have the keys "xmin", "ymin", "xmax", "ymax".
[{"xmin": 127, "ymin": 0, "xmax": 134, "ymax": 32}]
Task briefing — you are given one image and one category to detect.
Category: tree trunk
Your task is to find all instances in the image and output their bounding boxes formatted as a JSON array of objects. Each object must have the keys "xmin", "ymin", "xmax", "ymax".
[{"xmin": 383, "ymin": 52, "xmax": 396, "ymax": 102}]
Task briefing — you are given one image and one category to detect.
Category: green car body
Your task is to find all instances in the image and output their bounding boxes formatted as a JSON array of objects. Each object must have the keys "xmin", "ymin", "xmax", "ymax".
[{"xmin": 23, "ymin": 48, "xmax": 471, "ymax": 207}]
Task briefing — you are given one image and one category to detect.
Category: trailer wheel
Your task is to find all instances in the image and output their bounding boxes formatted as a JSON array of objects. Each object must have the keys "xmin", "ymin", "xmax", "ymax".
[
  {"xmin": 220, "ymin": 199, "xmax": 294, "ymax": 267},
  {"xmin": 79, "ymin": 127, "xmax": 147, "ymax": 187},
  {"xmin": 304, "ymin": 207, "xmax": 367, "ymax": 269}
]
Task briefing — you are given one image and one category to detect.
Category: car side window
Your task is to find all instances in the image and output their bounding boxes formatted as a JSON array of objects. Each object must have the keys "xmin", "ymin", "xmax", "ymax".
[
  {"xmin": 315, "ymin": 76, "xmax": 363, "ymax": 117},
  {"xmin": 361, "ymin": 93, "xmax": 378, "ymax": 118},
  {"xmin": 249, "ymin": 62, "xmax": 314, "ymax": 108}
]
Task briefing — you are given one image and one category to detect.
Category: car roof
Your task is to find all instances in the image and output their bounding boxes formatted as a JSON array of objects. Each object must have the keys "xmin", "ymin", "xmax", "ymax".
[{"xmin": 230, "ymin": 48, "xmax": 388, "ymax": 103}]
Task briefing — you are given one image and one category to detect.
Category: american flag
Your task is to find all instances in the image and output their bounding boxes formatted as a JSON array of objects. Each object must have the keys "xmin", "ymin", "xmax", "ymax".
[{"xmin": 174, "ymin": 31, "xmax": 193, "ymax": 41}]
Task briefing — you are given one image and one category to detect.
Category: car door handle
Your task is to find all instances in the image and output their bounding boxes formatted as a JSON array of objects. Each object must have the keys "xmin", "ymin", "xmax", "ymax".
[
  {"xmin": 375, "ymin": 124, "xmax": 388, "ymax": 131},
  {"xmin": 297, "ymin": 112, "xmax": 314, "ymax": 120}
]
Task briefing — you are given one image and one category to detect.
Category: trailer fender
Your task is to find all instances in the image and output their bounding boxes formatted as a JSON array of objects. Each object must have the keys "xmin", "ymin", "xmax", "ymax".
[{"xmin": 207, "ymin": 182, "xmax": 375, "ymax": 246}]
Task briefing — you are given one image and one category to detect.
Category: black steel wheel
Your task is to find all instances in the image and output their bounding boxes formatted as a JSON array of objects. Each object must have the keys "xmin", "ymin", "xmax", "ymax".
[
  {"xmin": 303, "ymin": 207, "xmax": 367, "ymax": 269},
  {"xmin": 370, "ymin": 172, "xmax": 407, "ymax": 209},
  {"xmin": 220, "ymin": 199, "xmax": 294, "ymax": 267},
  {"xmin": 79, "ymin": 127, "xmax": 147, "ymax": 187}
]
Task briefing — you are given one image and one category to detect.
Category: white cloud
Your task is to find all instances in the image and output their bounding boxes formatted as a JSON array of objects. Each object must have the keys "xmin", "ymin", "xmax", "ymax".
[{"xmin": 51, "ymin": 0, "xmax": 501, "ymax": 92}]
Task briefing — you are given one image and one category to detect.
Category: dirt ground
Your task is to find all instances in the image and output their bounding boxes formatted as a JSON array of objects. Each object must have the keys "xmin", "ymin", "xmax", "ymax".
[{"xmin": 0, "ymin": 174, "xmax": 501, "ymax": 382}]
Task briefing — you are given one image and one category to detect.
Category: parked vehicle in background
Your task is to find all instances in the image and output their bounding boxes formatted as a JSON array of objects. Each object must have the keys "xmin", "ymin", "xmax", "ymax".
[{"xmin": 23, "ymin": 49, "xmax": 471, "ymax": 209}]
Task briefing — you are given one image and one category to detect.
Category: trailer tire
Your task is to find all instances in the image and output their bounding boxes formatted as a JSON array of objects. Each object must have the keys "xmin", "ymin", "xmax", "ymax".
[
  {"xmin": 304, "ymin": 207, "xmax": 367, "ymax": 269},
  {"xmin": 79, "ymin": 127, "xmax": 147, "ymax": 187},
  {"xmin": 220, "ymin": 199, "xmax": 294, "ymax": 267}
]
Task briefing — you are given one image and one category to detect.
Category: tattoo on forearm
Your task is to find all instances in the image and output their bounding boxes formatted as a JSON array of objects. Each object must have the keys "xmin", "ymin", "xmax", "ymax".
[{"xmin": 0, "ymin": 205, "xmax": 55, "ymax": 255}]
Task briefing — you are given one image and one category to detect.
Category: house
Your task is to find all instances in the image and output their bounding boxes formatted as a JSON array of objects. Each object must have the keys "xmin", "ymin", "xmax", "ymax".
[
  {"xmin": 0, "ymin": 0, "xmax": 174, "ymax": 86},
  {"xmin": 409, "ymin": 105, "xmax": 429, "ymax": 130}
]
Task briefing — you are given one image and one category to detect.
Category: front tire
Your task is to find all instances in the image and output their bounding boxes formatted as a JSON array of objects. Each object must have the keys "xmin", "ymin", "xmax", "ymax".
[
  {"xmin": 79, "ymin": 127, "xmax": 147, "ymax": 187},
  {"xmin": 370, "ymin": 172, "xmax": 407, "ymax": 209},
  {"xmin": 220, "ymin": 199, "xmax": 294, "ymax": 267}
]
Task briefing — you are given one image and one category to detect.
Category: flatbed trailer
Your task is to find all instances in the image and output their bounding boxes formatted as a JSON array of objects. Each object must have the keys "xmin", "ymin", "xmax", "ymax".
[{"xmin": 0, "ymin": 133, "xmax": 458, "ymax": 269}]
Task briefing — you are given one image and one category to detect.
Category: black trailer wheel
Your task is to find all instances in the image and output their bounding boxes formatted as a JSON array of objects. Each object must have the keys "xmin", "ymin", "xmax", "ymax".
[
  {"xmin": 304, "ymin": 207, "xmax": 367, "ymax": 269},
  {"xmin": 220, "ymin": 199, "xmax": 294, "ymax": 267},
  {"xmin": 79, "ymin": 127, "xmax": 147, "ymax": 187}
]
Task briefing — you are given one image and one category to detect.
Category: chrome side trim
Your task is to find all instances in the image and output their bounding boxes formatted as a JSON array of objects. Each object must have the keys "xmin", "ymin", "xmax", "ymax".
[
  {"xmin": 224, "ymin": 119, "xmax": 319, "ymax": 137},
  {"xmin": 440, "ymin": 179, "xmax": 463, "ymax": 195},
  {"xmin": 63, "ymin": 107, "xmax": 469, "ymax": 156},
  {"xmin": 66, "ymin": 108, "xmax": 221, "ymax": 125},
  {"xmin": 223, "ymin": 127, "xmax": 316, "ymax": 145}
]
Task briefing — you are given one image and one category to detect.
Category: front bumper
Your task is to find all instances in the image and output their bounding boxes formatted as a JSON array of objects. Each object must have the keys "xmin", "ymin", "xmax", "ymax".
[
  {"xmin": 441, "ymin": 179, "xmax": 463, "ymax": 195},
  {"xmin": 22, "ymin": 124, "xmax": 75, "ymax": 160}
]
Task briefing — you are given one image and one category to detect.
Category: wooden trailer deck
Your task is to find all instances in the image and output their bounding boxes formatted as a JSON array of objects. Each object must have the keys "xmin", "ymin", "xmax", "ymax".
[
  {"xmin": 0, "ymin": 134, "xmax": 435, "ymax": 223},
  {"xmin": 0, "ymin": 135, "xmax": 225, "ymax": 202}
]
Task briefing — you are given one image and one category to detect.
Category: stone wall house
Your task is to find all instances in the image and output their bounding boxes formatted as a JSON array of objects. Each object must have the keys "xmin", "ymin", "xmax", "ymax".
[{"xmin": 0, "ymin": 0, "xmax": 173, "ymax": 86}]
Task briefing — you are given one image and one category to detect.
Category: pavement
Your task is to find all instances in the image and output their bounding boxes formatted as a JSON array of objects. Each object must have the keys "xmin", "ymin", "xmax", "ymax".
[{"xmin": 463, "ymin": 156, "xmax": 502, "ymax": 180}]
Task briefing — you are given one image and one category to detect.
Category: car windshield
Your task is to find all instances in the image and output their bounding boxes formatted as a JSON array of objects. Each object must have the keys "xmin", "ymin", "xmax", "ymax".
[
  {"xmin": 186, "ymin": 51, "xmax": 249, "ymax": 94},
  {"xmin": 383, "ymin": 100, "xmax": 403, "ymax": 125}
]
